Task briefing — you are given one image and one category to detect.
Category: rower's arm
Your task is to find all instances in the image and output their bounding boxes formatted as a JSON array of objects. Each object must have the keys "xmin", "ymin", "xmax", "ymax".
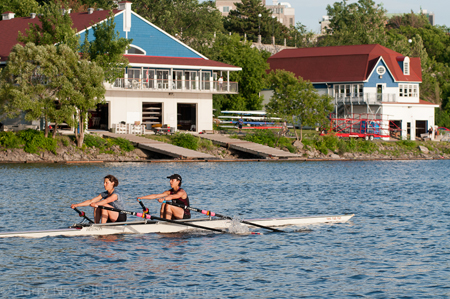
[
  {"xmin": 138, "ymin": 191, "xmax": 170, "ymax": 200},
  {"xmin": 160, "ymin": 189, "xmax": 186, "ymax": 202},
  {"xmin": 71, "ymin": 194, "xmax": 102, "ymax": 209},
  {"xmin": 95, "ymin": 193, "xmax": 118, "ymax": 206}
]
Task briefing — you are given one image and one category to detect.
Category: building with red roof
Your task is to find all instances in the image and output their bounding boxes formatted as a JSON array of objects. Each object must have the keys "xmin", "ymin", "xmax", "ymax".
[
  {"xmin": 0, "ymin": 2, "xmax": 241, "ymax": 132},
  {"xmin": 266, "ymin": 44, "xmax": 438, "ymax": 140}
]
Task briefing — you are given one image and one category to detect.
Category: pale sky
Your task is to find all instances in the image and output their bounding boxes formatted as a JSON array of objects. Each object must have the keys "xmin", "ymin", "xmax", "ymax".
[{"xmin": 287, "ymin": 0, "xmax": 449, "ymax": 33}]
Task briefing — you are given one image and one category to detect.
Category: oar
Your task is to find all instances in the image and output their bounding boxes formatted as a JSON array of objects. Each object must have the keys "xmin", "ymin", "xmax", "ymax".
[
  {"xmin": 137, "ymin": 199, "xmax": 261, "ymax": 235},
  {"xmin": 73, "ymin": 207, "xmax": 94, "ymax": 224},
  {"xmin": 163, "ymin": 201, "xmax": 285, "ymax": 233},
  {"xmin": 96, "ymin": 205, "xmax": 238, "ymax": 234}
]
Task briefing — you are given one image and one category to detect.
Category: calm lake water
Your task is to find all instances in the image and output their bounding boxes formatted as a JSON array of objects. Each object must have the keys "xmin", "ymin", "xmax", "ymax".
[{"xmin": 0, "ymin": 160, "xmax": 449, "ymax": 298}]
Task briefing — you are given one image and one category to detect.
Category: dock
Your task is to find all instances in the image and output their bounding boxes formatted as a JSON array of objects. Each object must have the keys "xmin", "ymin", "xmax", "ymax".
[
  {"xmin": 199, "ymin": 134, "xmax": 301, "ymax": 159},
  {"xmin": 101, "ymin": 132, "xmax": 218, "ymax": 160}
]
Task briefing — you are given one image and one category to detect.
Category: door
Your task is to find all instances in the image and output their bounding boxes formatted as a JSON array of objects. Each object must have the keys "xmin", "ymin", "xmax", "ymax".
[{"xmin": 376, "ymin": 84, "xmax": 384, "ymax": 102}]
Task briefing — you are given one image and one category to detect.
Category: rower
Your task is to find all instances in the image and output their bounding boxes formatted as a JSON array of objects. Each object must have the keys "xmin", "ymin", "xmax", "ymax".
[
  {"xmin": 70, "ymin": 175, "xmax": 127, "ymax": 224},
  {"xmin": 137, "ymin": 174, "xmax": 190, "ymax": 220}
]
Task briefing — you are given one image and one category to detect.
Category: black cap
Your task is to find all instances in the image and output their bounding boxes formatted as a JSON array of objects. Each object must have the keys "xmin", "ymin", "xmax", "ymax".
[{"xmin": 167, "ymin": 174, "xmax": 182, "ymax": 182}]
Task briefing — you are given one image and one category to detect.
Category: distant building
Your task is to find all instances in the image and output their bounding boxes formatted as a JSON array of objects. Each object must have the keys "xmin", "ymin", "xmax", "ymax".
[
  {"xmin": 265, "ymin": 44, "xmax": 438, "ymax": 140},
  {"xmin": 319, "ymin": 15, "xmax": 330, "ymax": 34},
  {"xmin": 0, "ymin": 2, "xmax": 241, "ymax": 132},
  {"xmin": 216, "ymin": 0, "xmax": 295, "ymax": 28}
]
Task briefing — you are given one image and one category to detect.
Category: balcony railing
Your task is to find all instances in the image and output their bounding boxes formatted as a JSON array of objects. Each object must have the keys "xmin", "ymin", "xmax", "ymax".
[
  {"xmin": 335, "ymin": 93, "xmax": 397, "ymax": 104},
  {"xmin": 110, "ymin": 78, "xmax": 238, "ymax": 93}
]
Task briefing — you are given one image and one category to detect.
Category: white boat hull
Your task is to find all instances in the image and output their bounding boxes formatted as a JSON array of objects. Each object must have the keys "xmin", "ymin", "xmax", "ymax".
[{"xmin": 0, "ymin": 214, "xmax": 354, "ymax": 238}]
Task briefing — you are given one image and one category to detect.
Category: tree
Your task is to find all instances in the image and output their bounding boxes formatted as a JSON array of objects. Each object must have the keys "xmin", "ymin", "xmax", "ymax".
[
  {"xmin": 200, "ymin": 33, "xmax": 270, "ymax": 111},
  {"xmin": 265, "ymin": 70, "xmax": 334, "ymax": 141},
  {"xmin": 132, "ymin": 0, "xmax": 223, "ymax": 51},
  {"xmin": 0, "ymin": 43, "xmax": 77, "ymax": 138},
  {"xmin": 80, "ymin": 12, "xmax": 132, "ymax": 83},
  {"xmin": 319, "ymin": 0, "xmax": 387, "ymax": 47},
  {"xmin": 17, "ymin": 1, "xmax": 79, "ymax": 52},
  {"xmin": 68, "ymin": 59, "xmax": 106, "ymax": 147},
  {"xmin": 286, "ymin": 22, "xmax": 317, "ymax": 48},
  {"xmin": 224, "ymin": 0, "xmax": 289, "ymax": 44},
  {"xmin": 0, "ymin": 0, "xmax": 40, "ymax": 18}
]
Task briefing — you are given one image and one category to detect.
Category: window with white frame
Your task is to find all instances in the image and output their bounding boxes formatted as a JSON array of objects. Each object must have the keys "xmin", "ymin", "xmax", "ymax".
[
  {"xmin": 223, "ymin": 6, "xmax": 229, "ymax": 12},
  {"xmin": 399, "ymin": 84, "xmax": 418, "ymax": 97},
  {"xmin": 334, "ymin": 84, "xmax": 363, "ymax": 97},
  {"xmin": 403, "ymin": 57, "xmax": 410, "ymax": 75}
]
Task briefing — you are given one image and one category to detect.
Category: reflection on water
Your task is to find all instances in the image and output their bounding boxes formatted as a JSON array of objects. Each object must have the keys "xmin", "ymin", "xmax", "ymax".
[{"xmin": 0, "ymin": 160, "xmax": 449, "ymax": 298}]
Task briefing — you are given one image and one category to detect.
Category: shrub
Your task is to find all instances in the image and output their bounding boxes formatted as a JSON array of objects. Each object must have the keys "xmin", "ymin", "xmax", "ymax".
[
  {"xmin": 16, "ymin": 129, "xmax": 57, "ymax": 154},
  {"xmin": 83, "ymin": 134, "xmax": 108, "ymax": 149},
  {"xmin": 111, "ymin": 137, "xmax": 134, "ymax": 152},
  {"xmin": 171, "ymin": 132, "xmax": 198, "ymax": 150},
  {"xmin": 0, "ymin": 131, "xmax": 23, "ymax": 149}
]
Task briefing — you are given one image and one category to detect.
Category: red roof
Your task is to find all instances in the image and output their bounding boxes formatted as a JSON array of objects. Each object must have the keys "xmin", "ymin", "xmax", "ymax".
[
  {"xmin": 124, "ymin": 55, "xmax": 241, "ymax": 69},
  {"xmin": 0, "ymin": 10, "xmax": 119, "ymax": 62},
  {"xmin": 267, "ymin": 44, "xmax": 421, "ymax": 83}
]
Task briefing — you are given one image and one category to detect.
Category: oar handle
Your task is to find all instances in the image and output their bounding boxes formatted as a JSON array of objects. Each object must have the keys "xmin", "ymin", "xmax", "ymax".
[
  {"xmin": 73, "ymin": 207, "xmax": 94, "ymax": 223},
  {"xmin": 137, "ymin": 199, "xmax": 149, "ymax": 214}
]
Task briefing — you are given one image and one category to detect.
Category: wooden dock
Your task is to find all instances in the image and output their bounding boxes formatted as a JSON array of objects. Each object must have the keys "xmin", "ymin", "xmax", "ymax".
[
  {"xmin": 101, "ymin": 132, "xmax": 218, "ymax": 160},
  {"xmin": 199, "ymin": 134, "xmax": 301, "ymax": 159}
]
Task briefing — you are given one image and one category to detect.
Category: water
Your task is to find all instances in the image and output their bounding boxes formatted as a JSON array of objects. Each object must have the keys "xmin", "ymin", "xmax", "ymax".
[{"xmin": 0, "ymin": 161, "xmax": 449, "ymax": 298}]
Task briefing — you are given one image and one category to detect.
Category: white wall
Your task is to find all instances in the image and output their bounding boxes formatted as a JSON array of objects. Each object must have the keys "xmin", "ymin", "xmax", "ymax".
[
  {"xmin": 382, "ymin": 103, "xmax": 436, "ymax": 140},
  {"xmin": 105, "ymin": 90, "xmax": 213, "ymax": 132}
]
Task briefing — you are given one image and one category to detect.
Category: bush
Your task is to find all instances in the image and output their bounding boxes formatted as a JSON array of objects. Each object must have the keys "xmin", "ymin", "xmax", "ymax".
[
  {"xmin": 83, "ymin": 134, "xmax": 108, "ymax": 149},
  {"xmin": 171, "ymin": 132, "xmax": 198, "ymax": 150},
  {"xmin": 111, "ymin": 137, "xmax": 134, "ymax": 152},
  {"xmin": 0, "ymin": 131, "xmax": 23, "ymax": 149},
  {"xmin": 16, "ymin": 129, "xmax": 57, "ymax": 154}
]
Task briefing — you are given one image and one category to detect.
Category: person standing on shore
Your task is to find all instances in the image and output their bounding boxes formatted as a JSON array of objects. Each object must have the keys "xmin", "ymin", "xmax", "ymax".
[
  {"xmin": 137, "ymin": 174, "xmax": 191, "ymax": 220},
  {"xmin": 71, "ymin": 175, "xmax": 127, "ymax": 223},
  {"xmin": 238, "ymin": 117, "xmax": 244, "ymax": 133}
]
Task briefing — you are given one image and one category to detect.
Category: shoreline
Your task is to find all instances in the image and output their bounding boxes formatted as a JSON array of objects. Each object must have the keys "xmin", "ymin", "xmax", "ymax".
[{"xmin": 0, "ymin": 156, "xmax": 446, "ymax": 164}]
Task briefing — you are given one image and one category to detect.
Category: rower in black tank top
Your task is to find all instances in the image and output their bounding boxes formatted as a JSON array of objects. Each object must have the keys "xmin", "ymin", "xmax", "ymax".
[{"xmin": 170, "ymin": 188, "xmax": 190, "ymax": 219}]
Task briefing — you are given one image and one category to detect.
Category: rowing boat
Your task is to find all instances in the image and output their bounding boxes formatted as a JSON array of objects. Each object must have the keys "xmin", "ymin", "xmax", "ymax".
[{"xmin": 0, "ymin": 214, "xmax": 354, "ymax": 238}]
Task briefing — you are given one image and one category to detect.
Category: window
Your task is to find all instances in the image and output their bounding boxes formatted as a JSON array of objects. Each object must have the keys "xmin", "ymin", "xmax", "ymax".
[
  {"xmin": 399, "ymin": 84, "xmax": 418, "ymax": 97},
  {"xmin": 223, "ymin": 6, "xmax": 229, "ymax": 13},
  {"xmin": 334, "ymin": 84, "xmax": 363, "ymax": 98},
  {"xmin": 403, "ymin": 57, "xmax": 410, "ymax": 75},
  {"xmin": 127, "ymin": 45, "xmax": 145, "ymax": 55},
  {"xmin": 377, "ymin": 66, "xmax": 386, "ymax": 75}
]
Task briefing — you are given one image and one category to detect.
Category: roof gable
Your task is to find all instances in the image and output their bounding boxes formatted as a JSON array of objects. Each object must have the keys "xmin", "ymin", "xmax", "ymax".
[
  {"xmin": 267, "ymin": 44, "xmax": 422, "ymax": 83},
  {"xmin": 0, "ymin": 8, "xmax": 206, "ymax": 62}
]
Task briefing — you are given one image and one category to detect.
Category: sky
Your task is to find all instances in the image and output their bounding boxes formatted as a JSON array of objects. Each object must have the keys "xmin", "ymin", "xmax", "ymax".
[{"xmin": 288, "ymin": 0, "xmax": 449, "ymax": 33}]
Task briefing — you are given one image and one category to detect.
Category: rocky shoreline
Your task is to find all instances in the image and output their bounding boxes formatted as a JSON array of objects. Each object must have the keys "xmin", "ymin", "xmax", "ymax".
[{"xmin": 0, "ymin": 141, "xmax": 448, "ymax": 163}]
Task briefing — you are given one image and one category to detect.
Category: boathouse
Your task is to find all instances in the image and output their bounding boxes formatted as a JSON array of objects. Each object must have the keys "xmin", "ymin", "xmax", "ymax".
[
  {"xmin": 0, "ymin": 2, "xmax": 241, "ymax": 132},
  {"xmin": 266, "ymin": 44, "xmax": 438, "ymax": 140}
]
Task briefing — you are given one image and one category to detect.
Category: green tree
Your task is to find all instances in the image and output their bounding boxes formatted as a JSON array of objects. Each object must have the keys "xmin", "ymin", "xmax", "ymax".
[
  {"xmin": 319, "ymin": 0, "xmax": 387, "ymax": 47},
  {"xmin": 0, "ymin": 0, "xmax": 40, "ymax": 18},
  {"xmin": 17, "ymin": 1, "xmax": 79, "ymax": 52},
  {"xmin": 286, "ymin": 22, "xmax": 317, "ymax": 48},
  {"xmin": 0, "ymin": 43, "xmax": 77, "ymax": 138},
  {"xmin": 200, "ymin": 34, "xmax": 270, "ymax": 111},
  {"xmin": 223, "ymin": 0, "xmax": 288, "ymax": 44},
  {"xmin": 265, "ymin": 69, "xmax": 334, "ymax": 141},
  {"xmin": 67, "ymin": 59, "xmax": 106, "ymax": 147},
  {"xmin": 132, "ymin": 0, "xmax": 223, "ymax": 51},
  {"xmin": 81, "ymin": 12, "xmax": 132, "ymax": 82}
]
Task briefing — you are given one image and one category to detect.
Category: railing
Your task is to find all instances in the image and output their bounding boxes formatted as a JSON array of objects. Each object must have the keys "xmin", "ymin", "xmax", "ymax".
[
  {"xmin": 110, "ymin": 79, "xmax": 238, "ymax": 93},
  {"xmin": 335, "ymin": 93, "xmax": 397, "ymax": 104}
]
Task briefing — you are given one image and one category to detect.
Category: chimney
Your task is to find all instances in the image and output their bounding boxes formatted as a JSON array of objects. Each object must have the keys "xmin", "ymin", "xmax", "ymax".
[
  {"xmin": 87, "ymin": 8, "xmax": 94, "ymax": 14},
  {"xmin": 118, "ymin": 1, "xmax": 132, "ymax": 11},
  {"xmin": 30, "ymin": 13, "xmax": 36, "ymax": 19},
  {"xmin": 2, "ymin": 12, "xmax": 15, "ymax": 20}
]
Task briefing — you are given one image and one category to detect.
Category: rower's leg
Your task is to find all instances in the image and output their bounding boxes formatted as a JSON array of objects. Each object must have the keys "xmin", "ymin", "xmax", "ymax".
[
  {"xmin": 164, "ymin": 205, "xmax": 184, "ymax": 220},
  {"xmin": 94, "ymin": 207, "xmax": 101, "ymax": 223},
  {"xmin": 160, "ymin": 203, "xmax": 166, "ymax": 218}
]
